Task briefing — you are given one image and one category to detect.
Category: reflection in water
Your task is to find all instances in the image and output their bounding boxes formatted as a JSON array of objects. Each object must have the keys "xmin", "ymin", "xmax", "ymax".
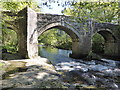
[
  {"xmin": 39, "ymin": 46, "xmax": 82, "ymax": 71},
  {"xmin": 39, "ymin": 46, "xmax": 120, "ymax": 72},
  {"xmin": 39, "ymin": 46, "xmax": 72, "ymax": 64},
  {"xmin": 39, "ymin": 46, "xmax": 83, "ymax": 71},
  {"xmin": 45, "ymin": 47, "xmax": 59, "ymax": 54},
  {"xmin": 39, "ymin": 46, "xmax": 72, "ymax": 57}
]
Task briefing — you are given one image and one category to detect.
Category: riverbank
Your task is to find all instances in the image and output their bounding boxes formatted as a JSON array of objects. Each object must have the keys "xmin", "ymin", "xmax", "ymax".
[
  {"xmin": 1, "ymin": 57, "xmax": 68, "ymax": 89},
  {"xmin": 1, "ymin": 56, "xmax": 120, "ymax": 89}
]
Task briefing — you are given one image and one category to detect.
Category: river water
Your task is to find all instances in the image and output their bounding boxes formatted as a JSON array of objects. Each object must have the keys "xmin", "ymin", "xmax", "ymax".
[
  {"xmin": 39, "ymin": 46, "xmax": 88, "ymax": 71},
  {"xmin": 39, "ymin": 46, "xmax": 120, "ymax": 71},
  {"xmin": 39, "ymin": 46, "xmax": 120, "ymax": 89}
]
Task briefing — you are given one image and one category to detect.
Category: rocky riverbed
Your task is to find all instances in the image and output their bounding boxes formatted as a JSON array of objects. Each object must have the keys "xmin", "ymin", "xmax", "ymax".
[
  {"xmin": 56, "ymin": 58, "xmax": 120, "ymax": 89},
  {"xmin": 0, "ymin": 57, "xmax": 120, "ymax": 89}
]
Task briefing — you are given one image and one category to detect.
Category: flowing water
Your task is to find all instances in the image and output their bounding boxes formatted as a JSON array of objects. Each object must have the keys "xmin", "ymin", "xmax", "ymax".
[
  {"xmin": 39, "ymin": 46, "xmax": 120, "ymax": 71},
  {"xmin": 39, "ymin": 46, "xmax": 120, "ymax": 89}
]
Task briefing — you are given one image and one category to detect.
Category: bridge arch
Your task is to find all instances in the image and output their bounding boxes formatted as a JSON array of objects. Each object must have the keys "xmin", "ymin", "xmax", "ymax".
[
  {"xmin": 37, "ymin": 22, "xmax": 82, "ymax": 58},
  {"xmin": 92, "ymin": 28, "xmax": 118, "ymax": 57},
  {"xmin": 92, "ymin": 29, "xmax": 117, "ymax": 43},
  {"xmin": 38, "ymin": 22, "xmax": 80, "ymax": 40}
]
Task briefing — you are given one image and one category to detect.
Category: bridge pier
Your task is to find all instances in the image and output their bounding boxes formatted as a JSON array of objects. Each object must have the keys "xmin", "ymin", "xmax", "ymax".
[
  {"xmin": 17, "ymin": 7, "xmax": 38, "ymax": 58},
  {"xmin": 104, "ymin": 41, "xmax": 120, "ymax": 58},
  {"xmin": 17, "ymin": 7, "xmax": 28, "ymax": 58},
  {"xmin": 70, "ymin": 36, "xmax": 91, "ymax": 59}
]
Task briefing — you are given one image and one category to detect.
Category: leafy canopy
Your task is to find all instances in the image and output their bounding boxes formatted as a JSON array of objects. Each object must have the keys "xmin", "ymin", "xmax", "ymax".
[
  {"xmin": 1, "ymin": 0, "xmax": 40, "ymax": 12},
  {"xmin": 63, "ymin": 1, "xmax": 120, "ymax": 23}
]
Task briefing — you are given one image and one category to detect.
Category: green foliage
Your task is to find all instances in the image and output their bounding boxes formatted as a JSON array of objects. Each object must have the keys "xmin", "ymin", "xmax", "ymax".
[
  {"xmin": 63, "ymin": 2, "xmax": 119, "ymax": 23},
  {"xmin": 2, "ymin": 19, "xmax": 18, "ymax": 53},
  {"xmin": 1, "ymin": 0, "xmax": 40, "ymax": 12},
  {"xmin": 92, "ymin": 33, "xmax": 105, "ymax": 54},
  {"xmin": 38, "ymin": 29, "xmax": 72, "ymax": 50},
  {"xmin": 1, "ymin": 0, "xmax": 40, "ymax": 53},
  {"xmin": 0, "ymin": 62, "xmax": 5, "ymax": 67}
]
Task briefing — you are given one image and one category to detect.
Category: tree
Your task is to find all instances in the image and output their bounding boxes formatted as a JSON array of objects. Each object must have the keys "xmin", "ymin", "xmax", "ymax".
[
  {"xmin": 1, "ymin": 0, "xmax": 40, "ymax": 12},
  {"xmin": 1, "ymin": 0, "xmax": 40, "ymax": 53},
  {"xmin": 38, "ymin": 28, "xmax": 72, "ymax": 50},
  {"xmin": 92, "ymin": 33, "xmax": 105, "ymax": 54},
  {"xmin": 63, "ymin": 1, "xmax": 120, "ymax": 23}
]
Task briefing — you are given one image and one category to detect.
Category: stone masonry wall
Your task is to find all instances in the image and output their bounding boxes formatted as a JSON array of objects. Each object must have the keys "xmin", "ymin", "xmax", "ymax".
[{"xmin": 16, "ymin": 7, "xmax": 120, "ymax": 59}]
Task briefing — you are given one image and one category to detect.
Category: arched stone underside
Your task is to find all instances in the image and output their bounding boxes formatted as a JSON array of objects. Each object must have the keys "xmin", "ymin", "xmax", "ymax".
[
  {"xmin": 93, "ymin": 30, "xmax": 117, "ymax": 56},
  {"xmin": 93, "ymin": 23, "xmax": 120, "ymax": 58},
  {"xmin": 99, "ymin": 30, "xmax": 117, "ymax": 57},
  {"xmin": 16, "ymin": 7, "xmax": 120, "ymax": 59},
  {"xmin": 38, "ymin": 22, "xmax": 86, "ymax": 59}
]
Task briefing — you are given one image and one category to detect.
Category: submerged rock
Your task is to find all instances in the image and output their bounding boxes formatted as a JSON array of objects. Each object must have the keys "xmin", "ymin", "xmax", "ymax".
[
  {"xmin": 2, "ymin": 80, "xmax": 14, "ymax": 89},
  {"xmin": 101, "ymin": 58, "xmax": 117, "ymax": 67},
  {"xmin": 89, "ymin": 64, "xmax": 109, "ymax": 72},
  {"xmin": 84, "ymin": 52, "xmax": 102, "ymax": 61},
  {"xmin": 102, "ymin": 68, "xmax": 120, "ymax": 77},
  {"xmin": 75, "ymin": 66, "xmax": 88, "ymax": 72}
]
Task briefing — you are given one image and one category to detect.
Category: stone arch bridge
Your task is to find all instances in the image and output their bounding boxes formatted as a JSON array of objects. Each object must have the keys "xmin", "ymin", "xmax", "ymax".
[{"xmin": 12, "ymin": 7, "xmax": 120, "ymax": 59}]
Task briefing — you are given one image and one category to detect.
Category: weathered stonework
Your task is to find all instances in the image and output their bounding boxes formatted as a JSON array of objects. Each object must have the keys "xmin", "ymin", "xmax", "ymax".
[{"xmin": 16, "ymin": 7, "xmax": 120, "ymax": 59}]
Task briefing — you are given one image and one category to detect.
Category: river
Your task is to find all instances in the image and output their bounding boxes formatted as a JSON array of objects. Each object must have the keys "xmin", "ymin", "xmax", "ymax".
[
  {"xmin": 39, "ymin": 46, "xmax": 87, "ymax": 71},
  {"xmin": 39, "ymin": 46, "xmax": 120, "ymax": 71},
  {"xmin": 39, "ymin": 46, "xmax": 120, "ymax": 89}
]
